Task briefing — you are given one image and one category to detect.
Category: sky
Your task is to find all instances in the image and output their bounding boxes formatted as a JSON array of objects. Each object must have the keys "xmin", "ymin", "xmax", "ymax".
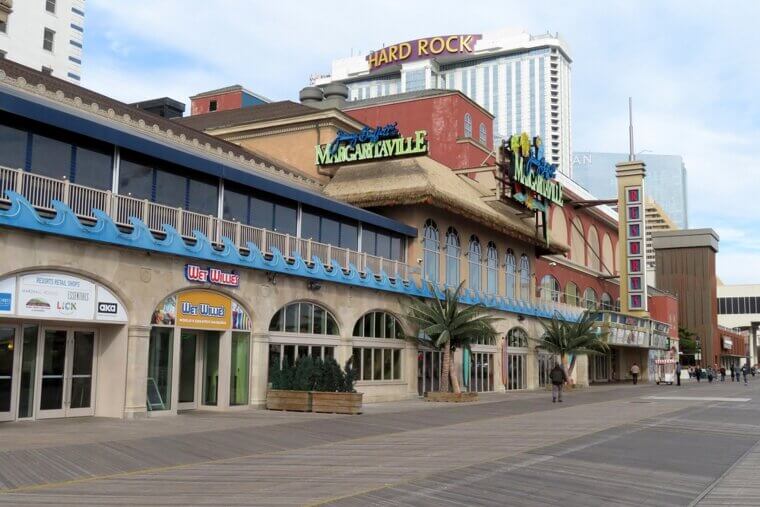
[{"xmin": 83, "ymin": 0, "xmax": 760, "ymax": 284}]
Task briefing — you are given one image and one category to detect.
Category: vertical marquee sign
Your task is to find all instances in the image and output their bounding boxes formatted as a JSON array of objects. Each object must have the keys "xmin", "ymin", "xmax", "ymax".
[{"xmin": 615, "ymin": 160, "xmax": 649, "ymax": 316}]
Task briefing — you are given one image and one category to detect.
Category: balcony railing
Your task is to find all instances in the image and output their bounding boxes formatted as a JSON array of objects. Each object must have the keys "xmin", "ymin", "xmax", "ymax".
[{"xmin": 0, "ymin": 165, "xmax": 585, "ymax": 320}]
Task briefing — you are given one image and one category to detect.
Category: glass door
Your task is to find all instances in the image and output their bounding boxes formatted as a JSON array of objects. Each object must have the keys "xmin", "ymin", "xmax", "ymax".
[
  {"xmin": 37, "ymin": 329, "xmax": 96, "ymax": 419},
  {"xmin": 178, "ymin": 331, "xmax": 199, "ymax": 410},
  {"xmin": 0, "ymin": 326, "xmax": 18, "ymax": 422}
]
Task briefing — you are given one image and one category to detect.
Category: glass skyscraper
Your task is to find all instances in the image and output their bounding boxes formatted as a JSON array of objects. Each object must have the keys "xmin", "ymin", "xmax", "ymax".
[{"xmin": 572, "ymin": 152, "xmax": 689, "ymax": 228}]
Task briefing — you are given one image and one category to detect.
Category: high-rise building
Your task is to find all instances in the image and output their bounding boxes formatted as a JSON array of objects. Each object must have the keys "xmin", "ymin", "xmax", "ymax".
[
  {"xmin": 312, "ymin": 28, "xmax": 573, "ymax": 175},
  {"xmin": 644, "ymin": 198, "xmax": 678, "ymax": 285},
  {"xmin": 572, "ymin": 152, "xmax": 688, "ymax": 229},
  {"xmin": 0, "ymin": 0, "xmax": 84, "ymax": 83}
]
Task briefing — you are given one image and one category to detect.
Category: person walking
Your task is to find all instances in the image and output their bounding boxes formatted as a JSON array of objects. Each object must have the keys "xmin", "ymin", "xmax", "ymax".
[
  {"xmin": 707, "ymin": 366, "xmax": 714, "ymax": 383},
  {"xmin": 736, "ymin": 366, "xmax": 742, "ymax": 382},
  {"xmin": 730, "ymin": 364, "xmax": 736, "ymax": 382},
  {"xmin": 630, "ymin": 363, "xmax": 640, "ymax": 385},
  {"xmin": 742, "ymin": 364, "xmax": 750, "ymax": 386},
  {"xmin": 550, "ymin": 363, "xmax": 568, "ymax": 403},
  {"xmin": 675, "ymin": 362, "xmax": 682, "ymax": 386},
  {"xmin": 694, "ymin": 365, "xmax": 701, "ymax": 383},
  {"xmin": 720, "ymin": 366, "xmax": 726, "ymax": 382}
]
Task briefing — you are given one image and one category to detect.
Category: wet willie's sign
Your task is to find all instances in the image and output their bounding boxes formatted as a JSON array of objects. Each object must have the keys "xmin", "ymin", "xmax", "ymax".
[{"xmin": 185, "ymin": 264, "xmax": 240, "ymax": 287}]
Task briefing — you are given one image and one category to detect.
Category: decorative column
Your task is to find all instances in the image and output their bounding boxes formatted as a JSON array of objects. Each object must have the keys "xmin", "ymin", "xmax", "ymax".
[
  {"xmin": 615, "ymin": 161, "xmax": 650, "ymax": 318},
  {"xmin": 405, "ymin": 340, "xmax": 419, "ymax": 398},
  {"xmin": 250, "ymin": 333, "xmax": 269, "ymax": 408},
  {"xmin": 124, "ymin": 325, "xmax": 151, "ymax": 419}
]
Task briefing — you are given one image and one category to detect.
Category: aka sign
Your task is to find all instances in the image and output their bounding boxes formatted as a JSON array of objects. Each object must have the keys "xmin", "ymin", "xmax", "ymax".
[{"xmin": 185, "ymin": 264, "xmax": 240, "ymax": 288}]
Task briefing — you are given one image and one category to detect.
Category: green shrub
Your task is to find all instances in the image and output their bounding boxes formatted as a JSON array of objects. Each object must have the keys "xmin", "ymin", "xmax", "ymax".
[{"xmin": 269, "ymin": 355, "xmax": 358, "ymax": 392}]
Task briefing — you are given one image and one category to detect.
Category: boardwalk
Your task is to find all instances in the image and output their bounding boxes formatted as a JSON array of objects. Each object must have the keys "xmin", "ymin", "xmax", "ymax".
[{"xmin": 0, "ymin": 381, "xmax": 758, "ymax": 505}]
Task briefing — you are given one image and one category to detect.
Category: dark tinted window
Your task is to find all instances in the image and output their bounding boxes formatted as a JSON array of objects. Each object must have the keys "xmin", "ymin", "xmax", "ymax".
[
  {"xmin": 250, "ymin": 195, "xmax": 274, "ymax": 229},
  {"xmin": 301, "ymin": 209, "xmax": 320, "ymax": 240},
  {"xmin": 74, "ymin": 142, "xmax": 112, "ymax": 190},
  {"xmin": 30, "ymin": 133, "xmax": 71, "ymax": 179},
  {"xmin": 154, "ymin": 168, "xmax": 185, "ymax": 208},
  {"xmin": 119, "ymin": 155, "xmax": 153, "ymax": 200},
  {"xmin": 341, "ymin": 222, "xmax": 358, "ymax": 250},
  {"xmin": 363, "ymin": 228, "xmax": 376, "ymax": 255},
  {"xmin": 376, "ymin": 232, "xmax": 391, "ymax": 259},
  {"xmin": 391, "ymin": 236, "xmax": 402, "ymax": 261},
  {"xmin": 222, "ymin": 186, "xmax": 248, "ymax": 222},
  {"xmin": 273, "ymin": 202, "xmax": 297, "ymax": 234},
  {"xmin": 0, "ymin": 123, "xmax": 28, "ymax": 169},
  {"xmin": 321, "ymin": 216, "xmax": 340, "ymax": 246},
  {"xmin": 187, "ymin": 176, "xmax": 217, "ymax": 215}
]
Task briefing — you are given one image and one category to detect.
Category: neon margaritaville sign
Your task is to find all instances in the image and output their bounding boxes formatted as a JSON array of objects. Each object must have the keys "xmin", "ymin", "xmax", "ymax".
[
  {"xmin": 315, "ymin": 122, "xmax": 428, "ymax": 166},
  {"xmin": 507, "ymin": 133, "xmax": 564, "ymax": 211}
]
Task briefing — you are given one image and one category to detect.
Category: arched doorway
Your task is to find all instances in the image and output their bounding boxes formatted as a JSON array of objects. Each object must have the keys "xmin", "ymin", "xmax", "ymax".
[
  {"xmin": 506, "ymin": 327, "xmax": 529, "ymax": 390},
  {"xmin": 149, "ymin": 289, "xmax": 251, "ymax": 413},
  {"xmin": 0, "ymin": 271, "xmax": 127, "ymax": 421}
]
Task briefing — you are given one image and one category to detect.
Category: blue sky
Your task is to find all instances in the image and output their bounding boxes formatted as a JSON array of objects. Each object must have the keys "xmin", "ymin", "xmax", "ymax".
[{"xmin": 83, "ymin": 0, "xmax": 760, "ymax": 284}]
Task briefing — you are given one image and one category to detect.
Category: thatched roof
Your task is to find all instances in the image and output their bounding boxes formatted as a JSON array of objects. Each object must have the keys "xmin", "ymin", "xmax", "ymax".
[{"xmin": 323, "ymin": 156, "xmax": 568, "ymax": 253}]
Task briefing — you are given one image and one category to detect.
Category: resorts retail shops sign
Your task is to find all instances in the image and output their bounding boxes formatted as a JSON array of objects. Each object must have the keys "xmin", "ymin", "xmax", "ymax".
[{"xmin": 315, "ymin": 123, "xmax": 428, "ymax": 166}]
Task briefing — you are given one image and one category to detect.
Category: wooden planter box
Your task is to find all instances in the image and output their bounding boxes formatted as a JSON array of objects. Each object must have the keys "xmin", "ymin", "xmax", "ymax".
[
  {"xmin": 311, "ymin": 392, "xmax": 363, "ymax": 415},
  {"xmin": 424, "ymin": 392, "xmax": 479, "ymax": 403},
  {"xmin": 266, "ymin": 390, "xmax": 312, "ymax": 412}
]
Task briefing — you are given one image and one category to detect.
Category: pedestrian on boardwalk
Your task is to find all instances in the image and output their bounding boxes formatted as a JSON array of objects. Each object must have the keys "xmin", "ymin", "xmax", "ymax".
[
  {"xmin": 688, "ymin": 366, "xmax": 695, "ymax": 380},
  {"xmin": 736, "ymin": 367, "xmax": 742, "ymax": 382},
  {"xmin": 730, "ymin": 364, "xmax": 736, "ymax": 382},
  {"xmin": 630, "ymin": 363, "xmax": 640, "ymax": 385},
  {"xmin": 707, "ymin": 367, "xmax": 714, "ymax": 383},
  {"xmin": 675, "ymin": 362, "xmax": 682, "ymax": 386},
  {"xmin": 742, "ymin": 364, "xmax": 750, "ymax": 386},
  {"xmin": 720, "ymin": 366, "xmax": 726, "ymax": 382},
  {"xmin": 550, "ymin": 362, "xmax": 568, "ymax": 403},
  {"xmin": 694, "ymin": 366, "xmax": 701, "ymax": 383}
]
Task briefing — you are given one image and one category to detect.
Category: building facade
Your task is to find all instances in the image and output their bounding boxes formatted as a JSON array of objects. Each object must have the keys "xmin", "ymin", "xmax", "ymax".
[
  {"xmin": 572, "ymin": 152, "xmax": 689, "ymax": 229},
  {"xmin": 0, "ymin": 0, "xmax": 84, "ymax": 82},
  {"xmin": 312, "ymin": 28, "xmax": 573, "ymax": 175},
  {"xmin": 718, "ymin": 283, "xmax": 760, "ymax": 365}
]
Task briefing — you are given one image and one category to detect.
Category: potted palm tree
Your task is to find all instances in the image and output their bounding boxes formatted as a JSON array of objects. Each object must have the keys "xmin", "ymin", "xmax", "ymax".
[
  {"xmin": 406, "ymin": 281, "xmax": 499, "ymax": 401},
  {"xmin": 536, "ymin": 310, "xmax": 609, "ymax": 386}
]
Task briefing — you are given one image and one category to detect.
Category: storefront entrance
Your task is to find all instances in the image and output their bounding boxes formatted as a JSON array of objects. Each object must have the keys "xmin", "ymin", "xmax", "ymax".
[
  {"xmin": 417, "ymin": 349, "xmax": 442, "ymax": 395},
  {"xmin": 178, "ymin": 330, "xmax": 221, "ymax": 410}
]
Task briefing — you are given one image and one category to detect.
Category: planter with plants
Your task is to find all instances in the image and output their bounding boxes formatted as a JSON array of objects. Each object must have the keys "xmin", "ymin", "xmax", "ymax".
[
  {"xmin": 267, "ymin": 356, "xmax": 361, "ymax": 414},
  {"xmin": 406, "ymin": 281, "xmax": 499, "ymax": 403}
]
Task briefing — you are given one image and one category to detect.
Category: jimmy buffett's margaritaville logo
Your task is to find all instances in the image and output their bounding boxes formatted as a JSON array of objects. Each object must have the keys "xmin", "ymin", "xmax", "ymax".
[
  {"xmin": 315, "ymin": 123, "xmax": 428, "ymax": 166},
  {"xmin": 507, "ymin": 133, "xmax": 564, "ymax": 211}
]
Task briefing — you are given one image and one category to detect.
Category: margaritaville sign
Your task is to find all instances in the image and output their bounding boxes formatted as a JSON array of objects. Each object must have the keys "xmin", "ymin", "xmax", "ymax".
[
  {"xmin": 315, "ymin": 123, "xmax": 428, "ymax": 166},
  {"xmin": 507, "ymin": 133, "xmax": 563, "ymax": 211}
]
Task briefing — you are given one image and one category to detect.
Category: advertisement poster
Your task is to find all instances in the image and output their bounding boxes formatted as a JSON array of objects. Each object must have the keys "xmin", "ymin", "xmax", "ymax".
[
  {"xmin": 176, "ymin": 290, "xmax": 231, "ymax": 330},
  {"xmin": 17, "ymin": 273, "xmax": 96, "ymax": 320},
  {"xmin": 0, "ymin": 276, "xmax": 15, "ymax": 315}
]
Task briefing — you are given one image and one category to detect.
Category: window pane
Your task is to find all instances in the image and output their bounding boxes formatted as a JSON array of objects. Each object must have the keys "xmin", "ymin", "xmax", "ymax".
[
  {"xmin": 230, "ymin": 333, "xmax": 249, "ymax": 406},
  {"xmin": 0, "ymin": 122, "xmax": 28, "ymax": 169},
  {"xmin": 373, "ymin": 349, "xmax": 382, "ymax": 380},
  {"xmin": 376, "ymin": 233, "xmax": 391, "ymax": 259},
  {"xmin": 353, "ymin": 316, "xmax": 363, "ymax": 337},
  {"xmin": 364, "ymin": 312, "xmax": 373, "ymax": 337},
  {"xmin": 340, "ymin": 222, "xmax": 358, "ymax": 250},
  {"xmin": 30, "ymin": 133, "xmax": 71, "ymax": 179},
  {"xmin": 154, "ymin": 168, "xmax": 186, "ymax": 208},
  {"xmin": 393, "ymin": 349, "xmax": 401, "ymax": 379},
  {"xmin": 147, "ymin": 327, "xmax": 172, "ymax": 411},
  {"xmin": 283, "ymin": 344, "xmax": 295, "ymax": 366},
  {"xmin": 274, "ymin": 202, "xmax": 297, "ymax": 235},
  {"xmin": 326, "ymin": 312, "xmax": 339, "ymax": 335},
  {"xmin": 321, "ymin": 216, "xmax": 340, "ymax": 246},
  {"xmin": 269, "ymin": 309, "xmax": 283, "ymax": 332},
  {"xmin": 299, "ymin": 303, "xmax": 313, "ymax": 334},
  {"xmin": 268, "ymin": 344, "xmax": 281, "ymax": 370},
  {"xmin": 119, "ymin": 155, "xmax": 153, "ymax": 200},
  {"xmin": 362, "ymin": 348, "xmax": 372, "ymax": 380},
  {"xmin": 390, "ymin": 237, "xmax": 402, "ymax": 261},
  {"xmin": 374, "ymin": 312, "xmax": 384, "ymax": 338},
  {"xmin": 223, "ymin": 187, "xmax": 248, "ymax": 223},
  {"xmin": 313, "ymin": 305, "xmax": 325, "ymax": 335},
  {"xmin": 324, "ymin": 346, "xmax": 334, "ymax": 359},
  {"xmin": 352, "ymin": 348, "xmax": 361, "ymax": 375},
  {"xmin": 362, "ymin": 229, "xmax": 376, "ymax": 255},
  {"xmin": 385, "ymin": 315, "xmax": 395, "ymax": 339},
  {"xmin": 250, "ymin": 195, "xmax": 274, "ymax": 229},
  {"xmin": 74, "ymin": 143, "xmax": 112, "ymax": 190},
  {"xmin": 187, "ymin": 176, "xmax": 217, "ymax": 215},
  {"xmin": 383, "ymin": 349, "xmax": 392, "ymax": 380},
  {"xmin": 301, "ymin": 209, "xmax": 320, "ymax": 240},
  {"xmin": 284, "ymin": 304, "xmax": 298, "ymax": 333}
]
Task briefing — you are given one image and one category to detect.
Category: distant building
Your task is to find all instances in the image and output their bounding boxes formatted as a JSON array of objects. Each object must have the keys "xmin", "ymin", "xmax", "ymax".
[
  {"xmin": 189, "ymin": 85, "xmax": 270, "ymax": 116},
  {"xmin": 644, "ymin": 198, "xmax": 678, "ymax": 285},
  {"xmin": 717, "ymin": 283, "xmax": 760, "ymax": 365},
  {"xmin": 572, "ymin": 152, "xmax": 688, "ymax": 229},
  {"xmin": 312, "ymin": 28, "xmax": 573, "ymax": 175},
  {"xmin": 0, "ymin": 0, "xmax": 84, "ymax": 83}
]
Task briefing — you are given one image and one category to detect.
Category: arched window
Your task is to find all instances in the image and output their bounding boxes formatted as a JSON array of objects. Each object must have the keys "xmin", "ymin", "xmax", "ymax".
[
  {"xmin": 464, "ymin": 113, "xmax": 473, "ymax": 138},
  {"xmin": 479, "ymin": 123, "xmax": 487, "ymax": 144},
  {"xmin": 540, "ymin": 275, "xmax": 561, "ymax": 302},
  {"xmin": 353, "ymin": 311, "xmax": 403, "ymax": 339},
  {"xmin": 505, "ymin": 250, "xmax": 516, "ymax": 300},
  {"xmin": 565, "ymin": 281, "xmax": 580, "ymax": 306},
  {"xmin": 486, "ymin": 242, "xmax": 498, "ymax": 294},
  {"xmin": 519, "ymin": 254, "xmax": 531, "ymax": 301},
  {"xmin": 468, "ymin": 235, "xmax": 482, "ymax": 291},
  {"xmin": 583, "ymin": 288, "xmax": 598, "ymax": 310},
  {"xmin": 423, "ymin": 219, "xmax": 440, "ymax": 282},
  {"xmin": 587, "ymin": 226, "xmax": 601, "ymax": 271},
  {"xmin": 601, "ymin": 292, "xmax": 613, "ymax": 310},
  {"xmin": 269, "ymin": 301, "xmax": 339, "ymax": 335},
  {"xmin": 445, "ymin": 227, "xmax": 460, "ymax": 287},
  {"xmin": 507, "ymin": 327, "xmax": 529, "ymax": 348}
]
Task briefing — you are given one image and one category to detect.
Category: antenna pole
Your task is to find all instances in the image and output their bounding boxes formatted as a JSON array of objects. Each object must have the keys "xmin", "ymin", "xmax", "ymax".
[{"xmin": 628, "ymin": 97, "xmax": 634, "ymax": 161}]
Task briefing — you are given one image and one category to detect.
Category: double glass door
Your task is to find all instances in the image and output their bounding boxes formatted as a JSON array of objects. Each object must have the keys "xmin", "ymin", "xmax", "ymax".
[
  {"xmin": 0, "ymin": 327, "xmax": 17, "ymax": 422},
  {"xmin": 37, "ymin": 329, "xmax": 96, "ymax": 419},
  {"xmin": 178, "ymin": 330, "xmax": 219, "ymax": 410}
]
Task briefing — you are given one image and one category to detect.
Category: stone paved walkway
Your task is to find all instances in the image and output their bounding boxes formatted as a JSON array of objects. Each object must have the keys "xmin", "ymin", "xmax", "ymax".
[{"xmin": 0, "ymin": 381, "xmax": 758, "ymax": 505}]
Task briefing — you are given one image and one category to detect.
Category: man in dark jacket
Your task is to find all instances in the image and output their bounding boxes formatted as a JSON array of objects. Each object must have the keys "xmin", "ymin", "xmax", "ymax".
[{"xmin": 550, "ymin": 363, "xmax": 568, "ymax": 403}]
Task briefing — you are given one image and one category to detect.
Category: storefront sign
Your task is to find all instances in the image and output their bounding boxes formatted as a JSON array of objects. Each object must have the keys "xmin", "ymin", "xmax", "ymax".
[
  {"xmin": 2, "ymin": 272, "xmax": 127, "ymax": 322},
  {"xmin": 366, "ymin": 34, "xmax": 482, "ymax": 72},
  {"xmin": 315, "ymin": 128, "xmax": 427, "ymax": 166},
  {"xmin": 722, "ymin": 337, "xmax": 733, "ymax": 350},
  {"xmin": 623, "ymin": 185, "xmax": 647, "ymax": 311},
  {"xmin": 175, "ymin": 290, "xmax": 231, "ymax": 330},
  {"xmin": 185, "ymin": 264, "xmax": 240, "ymax": 287},
  {"xmin": 506, "ymin": 133, "xmax": 563, "ymax": 211}
]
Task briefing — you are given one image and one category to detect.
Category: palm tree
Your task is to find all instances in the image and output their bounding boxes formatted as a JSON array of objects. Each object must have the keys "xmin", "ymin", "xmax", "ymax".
[
  {"xmin": 406, "ymin": 281, "xmax": 499, "ymax": 393},
  {"xmin": 536, "ymin": 310, "xmax": 609, "ymax": 380}
]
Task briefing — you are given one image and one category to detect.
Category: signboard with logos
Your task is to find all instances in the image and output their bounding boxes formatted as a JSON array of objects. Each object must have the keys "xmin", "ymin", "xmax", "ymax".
[
  {"xmin": 185, "ymin": 264, "xmax": 240, "ymax": 287},
  {"xmin": 606, "ymin": 325, "xmax": 648, "ymax": 347},
  {"xmin": 366, "ymin": 34, "xmax": 482, "ymax": 72},
  {"xmin": 505, "ymin": 133, "xmax": 563, "ymax": 211},
  {"xmin": 623, "ymin": 185, "xmax": 647, "ymax": 311},
  {"xmin": 722, "ymin": 337, "xmax": 733, "ymax": 350},
  {"xmin": 0, "ymin": 272, "xmax": 127, "ymax": 322},
  {"xmin": 315, "ymin": 124, "xmax": 427, "ymax": 167},
  {"xmin": 151, "ymin": 290, "xmax": 250, "ymax": 331}
]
